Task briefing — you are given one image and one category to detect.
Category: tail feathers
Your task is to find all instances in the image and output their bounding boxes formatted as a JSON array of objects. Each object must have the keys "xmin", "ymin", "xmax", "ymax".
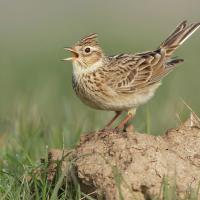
[
  {"xmin": 150, "ymin": 58, "xmax": 184, "ymax": 83},
  {"xmin": 160, "ymin": 21, "xmax": 200, "ymax": 57},
  {"xmin": 166, "ymin": 58, "xmax": 184, "ymax": 68}
]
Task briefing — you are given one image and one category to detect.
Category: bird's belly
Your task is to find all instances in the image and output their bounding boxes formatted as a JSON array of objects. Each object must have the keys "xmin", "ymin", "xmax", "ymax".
[
  {"xmin": 73, "ymin": 76, "xmax": 161, "ymax": 111},
  {"xmin": 75, "ymin": 90, "xmax": 109, "ymax": 110},
  {"xmin": 107, "ymin": 83, "xmax": 161, "ymax": 111},
  {"xmin": 98, "ymin": 92, "xmax": 154, "ymax": 111},
  {"xmin": 77, "ymin": 91, "xmax": 154, "ymax": 111}
]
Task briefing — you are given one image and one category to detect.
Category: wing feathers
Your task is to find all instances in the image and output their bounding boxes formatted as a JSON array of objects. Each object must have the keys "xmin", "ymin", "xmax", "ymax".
[{"xmin": 106, "ymin": 21, "xmax": 199, "ymax": 94}]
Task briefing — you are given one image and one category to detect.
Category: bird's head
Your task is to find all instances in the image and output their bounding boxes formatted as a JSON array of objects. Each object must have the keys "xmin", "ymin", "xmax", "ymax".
[{"xmin": 62, "ymin": 33, "xmax": 105, "ymax": 70}]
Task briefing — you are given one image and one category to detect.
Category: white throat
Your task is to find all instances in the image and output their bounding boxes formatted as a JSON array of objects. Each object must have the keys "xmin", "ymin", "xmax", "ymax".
[{"xmin": 72, "ymin": 58, "xmax": 103, "ymax": 77}]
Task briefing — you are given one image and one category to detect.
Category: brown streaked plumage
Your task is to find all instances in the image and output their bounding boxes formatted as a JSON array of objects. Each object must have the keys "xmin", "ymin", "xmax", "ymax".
[{"xmin": 62, "ymin": 21, "xmax": 200, "ymax": 130}]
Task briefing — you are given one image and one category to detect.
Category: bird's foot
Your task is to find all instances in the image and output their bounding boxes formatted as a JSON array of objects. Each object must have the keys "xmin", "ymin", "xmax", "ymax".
[
  {"xmin": 125, "ymin": 124, "xmax": 135, "ymax": 132},
  {"xmin": 99, "ymin": 126, "xmax": 110, "ymax": 132},
  {"xmin": 114, "ymin": 124, "xmax": 135, "ymax": 133}
]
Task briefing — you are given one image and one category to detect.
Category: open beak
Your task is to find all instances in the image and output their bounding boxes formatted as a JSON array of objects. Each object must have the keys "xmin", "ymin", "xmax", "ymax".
[{"xmin": 61, "ymin": 47, "xmax": 79, "ymax": 61}]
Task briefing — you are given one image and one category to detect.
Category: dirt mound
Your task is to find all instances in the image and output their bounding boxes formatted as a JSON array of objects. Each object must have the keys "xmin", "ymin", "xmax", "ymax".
[{"xmin": 46, "ymin": 113, "xmax": 200, "ymax": 199}]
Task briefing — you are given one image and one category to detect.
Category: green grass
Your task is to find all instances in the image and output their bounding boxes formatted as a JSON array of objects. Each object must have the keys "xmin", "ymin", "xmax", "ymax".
[{"xmin": 0, "ymin": 107, "xmax": 87, "ymax": 200}]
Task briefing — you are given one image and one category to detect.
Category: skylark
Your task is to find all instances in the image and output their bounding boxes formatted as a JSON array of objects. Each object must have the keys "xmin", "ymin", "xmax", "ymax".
[{"xmin": 62, "ymin": 21, "xmax": 200, "ymax": 130}]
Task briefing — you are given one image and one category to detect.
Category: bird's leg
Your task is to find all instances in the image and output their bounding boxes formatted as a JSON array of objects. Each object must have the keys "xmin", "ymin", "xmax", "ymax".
[
  {"xmin": 115, "ymin": 114, "xmax": 133, "ymax": 130},
  {"xmin": 103, "ymin": 111, "xmax": 122, "ymax": 130},
  {"xmin": 115, "ymin": 109, "xmax": 136, "ymax": 130}
]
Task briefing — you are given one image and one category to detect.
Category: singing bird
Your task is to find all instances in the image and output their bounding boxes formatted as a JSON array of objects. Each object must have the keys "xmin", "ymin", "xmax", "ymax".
[{"xmin": 62, "ymin": 21, "xmax": 200, "ymax": 130}]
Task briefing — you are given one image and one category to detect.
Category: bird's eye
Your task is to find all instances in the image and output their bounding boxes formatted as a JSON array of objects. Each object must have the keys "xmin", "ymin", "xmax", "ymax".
[{"xmin": 84, "ymin": 47, "xmax": 91, "ymax": 53}]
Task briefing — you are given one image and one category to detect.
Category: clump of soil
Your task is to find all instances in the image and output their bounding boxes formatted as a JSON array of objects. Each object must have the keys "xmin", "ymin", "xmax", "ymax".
[{"xmin": 46, "ymin": 113, "xmax": 200, "ymax": 199}]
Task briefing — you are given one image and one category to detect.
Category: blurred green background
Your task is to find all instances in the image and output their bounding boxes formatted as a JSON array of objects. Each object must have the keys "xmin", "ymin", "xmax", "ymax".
[
  {"xmin": 0, "ymin": 1, "xmax": 200, "ymax": 198},
  {"xmin": 0, "ymin": 0, "xmax": 200, "ymax": 137}
]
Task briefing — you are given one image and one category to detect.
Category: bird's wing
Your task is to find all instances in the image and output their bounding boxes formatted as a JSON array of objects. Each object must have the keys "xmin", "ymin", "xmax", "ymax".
[{"xmin": 105, "ymin": 49, "xmax": 182, "ymax": 94}]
